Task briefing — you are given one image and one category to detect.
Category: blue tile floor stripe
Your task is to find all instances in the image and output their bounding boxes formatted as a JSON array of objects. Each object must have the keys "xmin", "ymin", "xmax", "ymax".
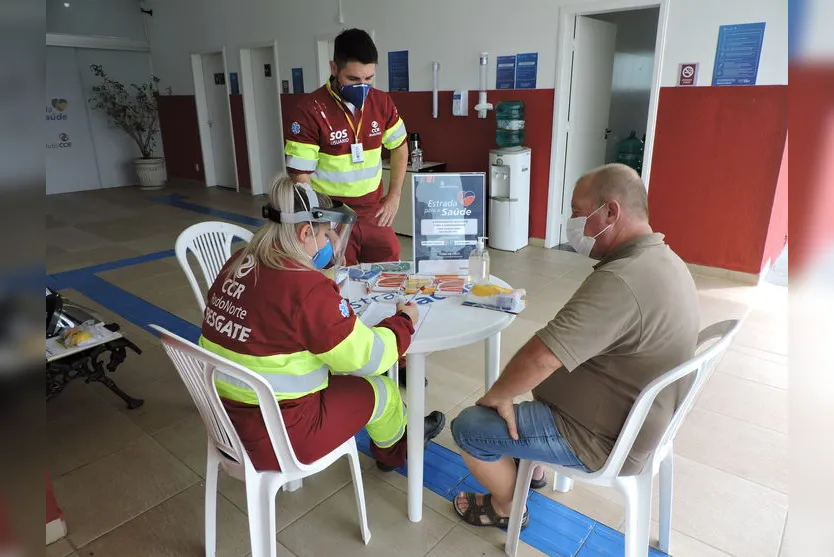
[
  {"xmin": 151, "ymin": 193, "xmax": 264, "ymax": 227},
  {"xmin": 47, "ymin": 196, "xmax": 668, "ymax": 557}
]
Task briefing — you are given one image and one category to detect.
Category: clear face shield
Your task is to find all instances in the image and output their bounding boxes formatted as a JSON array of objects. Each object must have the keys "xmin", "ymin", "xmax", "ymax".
[{"xmin": 261, "ymin": 184, "xmax": 356, "ymax": 270}]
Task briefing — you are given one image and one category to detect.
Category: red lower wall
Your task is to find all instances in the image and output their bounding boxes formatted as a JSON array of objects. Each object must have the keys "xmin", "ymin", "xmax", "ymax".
[
  {"xmin": 47, "ymin": 473, "xmax": 62, "ymax": 524},
  {"xmin": 229, "ymin": 95, "xmax": 251, "ymax": 190},
  {"xmin": 281, "ymin": 89, "xmax": 555, "ymax": 239},
  {"xmin": 762, "ymin": 137, "xmax": 788, "ymax": 269},
  {"xmin": 648, "ymin": 85, "xmax": 788, "ymax": 275}
]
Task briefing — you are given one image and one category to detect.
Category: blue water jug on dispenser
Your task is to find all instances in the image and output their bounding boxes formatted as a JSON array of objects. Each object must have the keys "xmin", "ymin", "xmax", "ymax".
[{"xmin": 495, "ymin": 100, "xmax": 525, "ymax": 148}]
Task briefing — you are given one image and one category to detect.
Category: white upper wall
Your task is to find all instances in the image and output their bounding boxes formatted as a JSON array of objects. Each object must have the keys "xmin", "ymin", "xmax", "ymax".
[
  {"xmin": 144, "ymin": 0, "xmax": 787, "ymax": 95},
  {"xmin": 47, "ymin": 0, "xmax": 147, "ymax": 41},
  {"xmin": 661, "ymin": 0, "xmax": 787, "ymax": 87}
]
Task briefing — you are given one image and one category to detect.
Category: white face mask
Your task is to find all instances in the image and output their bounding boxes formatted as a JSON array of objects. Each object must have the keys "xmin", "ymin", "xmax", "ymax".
[{"xmin": 566, "ymin": 203, "xmax": 612, "ymax": 258}]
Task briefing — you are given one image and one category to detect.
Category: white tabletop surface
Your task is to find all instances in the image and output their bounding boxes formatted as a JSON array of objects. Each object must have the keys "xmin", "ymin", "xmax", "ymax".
[{"xmin": 344, "ymin": 271, "xmax": 516, "ymax": 354}]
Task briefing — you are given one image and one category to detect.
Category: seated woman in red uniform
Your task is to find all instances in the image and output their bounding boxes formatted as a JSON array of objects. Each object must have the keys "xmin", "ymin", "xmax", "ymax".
[{"xmin": 199, "ymin": 175, "xmax": 445, "ymax": 471}]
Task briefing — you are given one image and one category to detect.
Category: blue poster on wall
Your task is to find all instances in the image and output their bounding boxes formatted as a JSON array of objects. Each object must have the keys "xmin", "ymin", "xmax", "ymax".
[
  {"xmin": 291, "ymin": 67, "xmax": 304, "ymax": 94},
  {"xmin": 515, "ymin": 52, "xmax": 538, "ymax": 89},
  {"xmin": 412, "ymin": 173, "xmax": 486, "ymax": 275},
  {"xmin": 229, "ymin": 72, "xmax": 240, "ymax": 95},
  {"xmin": 388, "ymin": 50, "xmax": 409, "ymax": 92},
  {"xmin": 496, "ymin": 55, "xmax": 516, "ymax": 89},
  {"xmin": 712, "ymin": 22, "xmax": 766, "ymax": 86}
]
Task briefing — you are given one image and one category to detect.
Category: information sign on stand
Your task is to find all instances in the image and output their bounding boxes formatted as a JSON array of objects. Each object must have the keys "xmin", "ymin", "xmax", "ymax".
[{"xmin": 412, "ymin": 173, "xmax": 486, "ymax": 275}]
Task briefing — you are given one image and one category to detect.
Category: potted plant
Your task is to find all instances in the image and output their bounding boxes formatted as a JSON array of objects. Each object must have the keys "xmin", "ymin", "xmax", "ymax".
[{"xmin": 88, "ymin": 64, "xmax": 167, "ymax": 190}]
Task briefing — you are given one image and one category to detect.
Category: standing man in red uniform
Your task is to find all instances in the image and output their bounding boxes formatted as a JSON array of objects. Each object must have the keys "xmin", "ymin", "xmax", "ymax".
[{"xmin": 284, "ymin": 28, "xmax": 409, "ymax": 266}]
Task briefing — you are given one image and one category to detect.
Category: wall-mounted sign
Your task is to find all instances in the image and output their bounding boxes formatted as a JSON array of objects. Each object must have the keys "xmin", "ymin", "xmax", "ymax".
[
  {"xmin": 213, "ymin": 72, "xmax": 225, "ymax": 85},
  {"xmin": 712, "ymin": 22, "xmax": 766, "ymax": 86},
  {"xmin": 496, "ymin": 55, "xmax": 516, "ymax": 90},
  {"xmin": 515, "ymin": 52, "xmax": 538, "ymax": 89},
  {"xmin": 677, "ymin": 63, "xmax": 699, "ymax": 86},
  {"xmin": 229, "ymin": 72, "xmax": 240, "ymax": 95},
  {"xmin": 388, "ymin": 50, "xmax": 410, "ymax": 92},
  {"xmin": 281, "ymin": 80, "xmax": 290, "ymax": 94},
  {"xmin": 291, "ymin": 68, "xmax": 304, "ymax": 94},
  {"xmin": 264, "ymin": 63, "xmax": 272, "ymax": 77},
  {"xmin": 412, "ymin": 173, "xmax": 486, "ymax": 275}
]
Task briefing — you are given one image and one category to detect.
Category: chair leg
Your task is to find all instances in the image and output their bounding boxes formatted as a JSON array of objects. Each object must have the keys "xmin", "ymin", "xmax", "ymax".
[
  {"xmin": 620, "ymin": 474, "xmax": 653, "ymax": 557},
  {"xmin": 245, "ymin": 475, "xmax": 276, "ymax": 557},
  {"xmin": 552, "ymin": 472, "xmax": 574, "ymax": 493},
  {"xmin": 658, "ymin": 449, "xmax": 674, "ymax": 553},
  {"xmin": 204, "ymin": 448, "xmax": 220, "ymax": 557},
  {"xmin": 505, "ymin": 459, "xmax": 535, "ymax": 557},
  {"xmin": 347, "ymin": 444, "xmax": 372, "ymax": 545}
]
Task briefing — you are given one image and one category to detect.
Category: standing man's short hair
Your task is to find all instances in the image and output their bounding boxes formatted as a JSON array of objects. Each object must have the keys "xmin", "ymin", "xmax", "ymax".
[{"xmin": 333, "ymin": 28, "xmax": 378, "ymax": 68}]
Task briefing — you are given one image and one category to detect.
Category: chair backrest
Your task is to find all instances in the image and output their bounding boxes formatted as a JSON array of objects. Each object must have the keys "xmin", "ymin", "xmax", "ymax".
[
  {"xmin": 597, "ymin": 319, "xmax": 742, "ymax": 478},
  {"xmin": 151, "ymin": 324, "xmax": 310, "ymax": 475},
  {"xmin": 175, "ymin": 221, "xmax": 254, "ymax": 311}
]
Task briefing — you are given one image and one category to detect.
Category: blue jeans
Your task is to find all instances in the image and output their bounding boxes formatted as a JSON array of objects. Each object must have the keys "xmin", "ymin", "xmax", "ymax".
[{"xmin": 451, "ymin": 401, "xmax": 591, "ymax": 471}]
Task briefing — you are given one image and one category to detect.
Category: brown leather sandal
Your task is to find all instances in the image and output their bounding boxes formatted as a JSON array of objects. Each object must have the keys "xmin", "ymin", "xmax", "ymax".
[{"xmin": 453, "ymin": 492, "xmax": 529, "ymax": 530}]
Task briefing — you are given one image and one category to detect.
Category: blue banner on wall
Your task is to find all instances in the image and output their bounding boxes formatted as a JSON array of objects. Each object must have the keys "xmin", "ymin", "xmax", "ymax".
[
  {"xmin": 412, "ymin": 173, "xmax": 486, "ymax": 275},
  {"xmin": 496, "ymin": 55, "xmax": 516, "ymax": 90},
  {"xmin": 388, "ymin": 50, "xmax": 410, "ymax": 92},
  {"xmin": 229, "ymin": 72, "xmax": 239, "ymax": 95},
  {"xmin": 712, "ymin": 22, "xmax": 766, "ymax": 86},
  {"xmin": 291, "ymin": 67, "xmax": 304, "ymax": 94},
  {"xmin": 515, "ymin": 52, "xmax": 538, "ymax": 89}
]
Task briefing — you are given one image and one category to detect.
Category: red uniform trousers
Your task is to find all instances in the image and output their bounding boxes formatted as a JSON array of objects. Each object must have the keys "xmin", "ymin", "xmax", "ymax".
[
  {"xmin": 221, "ymin": 375, "xmax": 407, "ymax": 471},
  {"xmin": 331, "ymin": 185, "xmax": 401, "ymax": 266}
]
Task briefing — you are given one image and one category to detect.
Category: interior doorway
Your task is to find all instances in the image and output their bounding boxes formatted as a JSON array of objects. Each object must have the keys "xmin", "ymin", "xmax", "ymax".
[
  {"xmin": 191, "ymin": 49, "xmax": 238, "ymax": 190},
  {"xmin": 240, "ymin": 42, "xmax": 286, "ymax": 196},
  {"xmin": 545, "ymin": 0, "xmax": 668, "ymax": 248}
]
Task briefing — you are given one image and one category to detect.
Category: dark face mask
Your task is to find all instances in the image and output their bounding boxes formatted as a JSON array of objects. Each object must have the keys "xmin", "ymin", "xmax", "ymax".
[{"xmin": 338, "ymin": 83, "xmax": 372, "ymax": 110}]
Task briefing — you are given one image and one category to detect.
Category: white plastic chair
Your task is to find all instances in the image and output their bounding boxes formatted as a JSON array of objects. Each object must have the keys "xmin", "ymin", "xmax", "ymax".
[
  {"xmin": 175, "ymin": 221, "xmax": 254, "ymax": 312},
  {"xmin": 505, "ymin": 319, "xmax": 742, "ymax": 557},
  {"xmin": 151, "ymin": 325, "xmax": 371, "ymax": 557}
]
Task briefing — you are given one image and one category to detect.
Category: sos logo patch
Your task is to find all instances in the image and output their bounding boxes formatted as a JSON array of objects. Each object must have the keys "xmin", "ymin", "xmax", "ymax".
[{"xmin": 330, "ymin": 129, "xmax": 350, "ymax": 145}]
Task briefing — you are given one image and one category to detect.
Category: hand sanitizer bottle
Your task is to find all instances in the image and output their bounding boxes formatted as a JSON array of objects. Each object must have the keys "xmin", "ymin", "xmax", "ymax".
[{"xmin": 467, "ymin": 236, "xmax": 490, "ymax": 285}]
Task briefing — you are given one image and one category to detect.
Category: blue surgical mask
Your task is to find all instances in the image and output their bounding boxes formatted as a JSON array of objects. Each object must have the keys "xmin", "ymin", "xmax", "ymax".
[
  {"xmin": 312, "ymin": 237, "xmax": 333, "ymax": 269},
  {"xmin": 339, "ymin": 83, "xmax": 372, "ymax": 110}
]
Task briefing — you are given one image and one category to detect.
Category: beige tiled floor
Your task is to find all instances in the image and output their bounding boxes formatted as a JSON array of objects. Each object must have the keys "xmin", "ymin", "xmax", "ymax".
[{"xmin": 46, "ymin": 183, "xmax": 788, "ymax": 556}]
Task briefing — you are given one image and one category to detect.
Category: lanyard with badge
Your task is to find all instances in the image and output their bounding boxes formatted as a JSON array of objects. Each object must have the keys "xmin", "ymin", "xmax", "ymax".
[{"xmin": 327, "ymin": 83, "xmax": 366, "ymax": 164}]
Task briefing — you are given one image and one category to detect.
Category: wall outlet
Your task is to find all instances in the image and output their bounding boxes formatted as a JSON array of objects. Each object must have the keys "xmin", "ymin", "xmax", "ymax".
[{"xmin": 195, "ymin": 163, "xmax": 200, "ymax": 172}]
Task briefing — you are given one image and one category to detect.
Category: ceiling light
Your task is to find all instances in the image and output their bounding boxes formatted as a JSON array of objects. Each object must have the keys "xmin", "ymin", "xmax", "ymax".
[{"xmin": 63, "ymin": 2, "xmax": 70, "ymax": 7}]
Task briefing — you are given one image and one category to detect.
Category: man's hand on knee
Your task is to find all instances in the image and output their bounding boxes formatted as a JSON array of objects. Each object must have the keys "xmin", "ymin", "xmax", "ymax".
[{"xmin": 476, "ymin": 395, "xmax": 519, "ymax": 440}]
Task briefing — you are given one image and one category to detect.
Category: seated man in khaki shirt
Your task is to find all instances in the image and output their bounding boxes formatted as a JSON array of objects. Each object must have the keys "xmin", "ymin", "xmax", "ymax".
[{"xmin": 450, "ymin": 163, "xmax": 699, "ymax": 530}]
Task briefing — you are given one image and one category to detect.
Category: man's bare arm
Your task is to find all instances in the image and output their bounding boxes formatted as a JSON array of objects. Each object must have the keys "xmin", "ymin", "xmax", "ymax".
[{"xmin": 483, "ymin": 336, "xmax": 562, "ymax": 401}]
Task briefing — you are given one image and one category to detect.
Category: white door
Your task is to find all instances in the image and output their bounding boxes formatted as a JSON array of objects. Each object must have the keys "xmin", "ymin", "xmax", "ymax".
[
  {"xmin": 252, "ymin": 47, "xmax": 285, "ymax": 193},
  {"xmin": 201, "ymin": 53, "xmax": 237, "ymax": 188},
  {"xmin": 559, "ymin": 16, "xmax": 618, "ymax": 243}
]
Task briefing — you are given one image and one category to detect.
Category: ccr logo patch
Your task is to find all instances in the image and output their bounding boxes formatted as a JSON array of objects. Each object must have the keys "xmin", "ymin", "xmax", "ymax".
[{"xmin": 291, "ymin": 122, "xmax": 301, "ymax": 135}]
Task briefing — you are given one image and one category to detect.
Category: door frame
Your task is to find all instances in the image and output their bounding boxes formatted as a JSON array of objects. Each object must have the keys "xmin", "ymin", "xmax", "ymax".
[
  {"xmin": 239, "ymin": 40, "xmax": 285, "ymax": 197},
  {"xmin": 190, "ymin": 46, "xmax": 240, "ymax": 190},
  {"xmin": 544, "ymin": 0, "xmax": 669, "ymax": 247}
]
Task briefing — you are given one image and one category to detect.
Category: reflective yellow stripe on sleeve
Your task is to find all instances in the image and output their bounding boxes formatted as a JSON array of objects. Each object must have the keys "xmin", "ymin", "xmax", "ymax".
[
  {"xmin": 285, "ymin": 140, "xmax": 320, "ymax": 172},
  {"xmin": 382, "ymin": 117, "xmax": 407, "ymax": 150},
  {"xmin": 319, "ymin": 320, "xmax": 399, "ymax": 377}
]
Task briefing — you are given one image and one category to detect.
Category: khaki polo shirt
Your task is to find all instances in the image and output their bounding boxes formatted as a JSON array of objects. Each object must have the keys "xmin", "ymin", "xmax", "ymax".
[{"xmin": 532, "ymin": 233, "xmax": 699, "ymax": 475}]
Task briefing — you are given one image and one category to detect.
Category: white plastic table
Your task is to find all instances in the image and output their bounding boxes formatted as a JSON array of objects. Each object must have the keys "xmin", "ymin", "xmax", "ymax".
[{"xmin": 395, "ymin": 275, "xmax": 516, "ymax": 522}]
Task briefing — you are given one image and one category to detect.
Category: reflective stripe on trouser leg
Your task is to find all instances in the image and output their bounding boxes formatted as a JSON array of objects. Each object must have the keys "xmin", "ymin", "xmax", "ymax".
[{"xmin": 364, "ymin": 375, "xmax": 407, "ymax": 448}]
